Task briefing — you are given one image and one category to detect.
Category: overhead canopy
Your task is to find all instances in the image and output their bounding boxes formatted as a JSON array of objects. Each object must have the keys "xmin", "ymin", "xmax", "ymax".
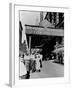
[
  {"xmin": 25, "ymin": 18, "xmax": 64, "ymax": 36},
  {"xmin": 25, "ymin": 25, "xmax": 64, "ymax": 36}
]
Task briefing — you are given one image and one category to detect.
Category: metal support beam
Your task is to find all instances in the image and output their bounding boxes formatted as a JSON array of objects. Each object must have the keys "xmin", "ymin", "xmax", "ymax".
[{"xmin": 29, "ymin": 36, "xmax": 31, "ymax": 54}]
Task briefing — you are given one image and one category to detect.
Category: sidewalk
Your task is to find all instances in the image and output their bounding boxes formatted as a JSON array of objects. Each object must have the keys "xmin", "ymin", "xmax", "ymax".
[{"xmin": 30, "ymin": 60, "xmax": 64, "ymax": 79}]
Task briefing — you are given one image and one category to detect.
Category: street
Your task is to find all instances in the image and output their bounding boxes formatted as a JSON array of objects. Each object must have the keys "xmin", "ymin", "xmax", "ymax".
[{"xmin": 30, "ymin": 60, "xmax": 64, "ymax": 79}]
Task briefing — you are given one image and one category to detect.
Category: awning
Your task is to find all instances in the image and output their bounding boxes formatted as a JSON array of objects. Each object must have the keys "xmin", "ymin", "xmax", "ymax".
[{"xmin": 52, "ymin": 47, "xmax": 64, "ymax": 53}]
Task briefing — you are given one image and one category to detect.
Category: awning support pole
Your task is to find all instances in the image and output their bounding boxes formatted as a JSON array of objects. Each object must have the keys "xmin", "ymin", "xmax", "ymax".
[{"xmin": 29, "ymin": 36, "xmax": 31, "ymax": 55}]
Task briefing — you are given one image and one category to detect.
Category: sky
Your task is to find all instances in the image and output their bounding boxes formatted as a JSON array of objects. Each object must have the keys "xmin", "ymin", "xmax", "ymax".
[
  {"xmin": 20, "ymin": 11, "xmax": 40, "ymax": 43},
  {"xmin": 19, "ymin": 11, "xmax": 46, "ymax": 43}
]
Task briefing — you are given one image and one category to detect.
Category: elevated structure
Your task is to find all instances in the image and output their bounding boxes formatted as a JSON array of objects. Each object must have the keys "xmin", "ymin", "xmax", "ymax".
[
  {"xmin": 24, "ymin": 12, "xmax": 64, "ymax": 55},
  {"xmin": 25, "ymin": 24, "xmax": 64, "ymax": 36}
]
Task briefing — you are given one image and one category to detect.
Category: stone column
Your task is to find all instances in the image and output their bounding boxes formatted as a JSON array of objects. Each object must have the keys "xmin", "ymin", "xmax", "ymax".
[
  {"xmin": 56, "ymin": 12, "xmax": 59, "ymax": 25},
  {"xmin": 40, "ymin": 12, "xmax": 43, "ymax": 22},
  {"xmin": 52, "ymin": 12, "xmax": 54, "ymax": 24}
]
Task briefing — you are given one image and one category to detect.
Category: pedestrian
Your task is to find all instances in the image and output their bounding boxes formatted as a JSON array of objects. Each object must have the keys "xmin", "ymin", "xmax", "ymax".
[
  {"xmin": 35, "ymin": 54, "xmax": 41, "ymax": 72},
  {"xmin": 38, "ymin": 54, "xmax": 43, "ymax": 68},
  {"xmin": 19, "ymin": 54, "xmax": 27, "ymax": 79},
  {"xmin": 30, "ymin": 53, "xmax": 36, "ymax": 73},
  {"xmin": 24, "ymin": 53, "xmax": 30, "ymax": 79}
]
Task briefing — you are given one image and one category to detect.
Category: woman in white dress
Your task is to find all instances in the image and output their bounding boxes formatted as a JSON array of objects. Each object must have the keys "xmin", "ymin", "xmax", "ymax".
[
  {"xmin": 35, "ymin": 54, "xmax": 41, "ymax": 72},
  {"xmin": 19, "ymin": 55, "xmax": 27, "ymax": 79}
]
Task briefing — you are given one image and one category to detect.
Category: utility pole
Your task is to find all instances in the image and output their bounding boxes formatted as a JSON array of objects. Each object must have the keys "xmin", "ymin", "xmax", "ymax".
[{"xmin": 29, "ymin": 36, "xmax": 31, "ymax": 55}]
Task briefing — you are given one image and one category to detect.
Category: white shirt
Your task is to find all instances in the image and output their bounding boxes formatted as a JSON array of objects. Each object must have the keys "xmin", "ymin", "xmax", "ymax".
[{"xmin": 19, "ymin": 57, "xmax": 27, "ymax": 76}]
